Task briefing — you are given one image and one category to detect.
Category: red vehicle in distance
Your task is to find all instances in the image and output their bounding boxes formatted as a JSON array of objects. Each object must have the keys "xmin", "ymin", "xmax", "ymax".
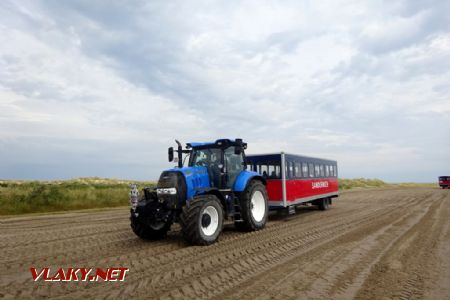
[
  {"xmin": 439, "ymin": 176, "xmax": 450, "ymax": 189},
  {"xmin": 246, "ymin": 152, "xmax": 338, "ymax": 213}
]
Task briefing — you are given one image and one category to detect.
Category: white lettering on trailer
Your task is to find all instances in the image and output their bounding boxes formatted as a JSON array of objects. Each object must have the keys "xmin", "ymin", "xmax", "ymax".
[{"xmin": 312, "ymin": 181, "xmax": 329, "ymax": 189}]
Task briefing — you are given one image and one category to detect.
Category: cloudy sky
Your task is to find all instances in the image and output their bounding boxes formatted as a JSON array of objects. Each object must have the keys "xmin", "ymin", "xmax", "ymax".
[{"xmin": 1, "ymin": 0, "xmax": 449, "ymax": 182}]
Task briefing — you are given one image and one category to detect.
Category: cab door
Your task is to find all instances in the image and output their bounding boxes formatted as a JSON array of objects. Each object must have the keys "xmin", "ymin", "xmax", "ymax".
[{"xmin": 224, "ymin": 146, "xmax": 244, "ymax": 189}]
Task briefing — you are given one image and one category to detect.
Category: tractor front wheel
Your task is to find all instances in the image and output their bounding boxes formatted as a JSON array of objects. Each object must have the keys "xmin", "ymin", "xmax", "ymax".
[
  {"xmin": 179, "ymin": 195, "xmax": 224, "ymax": 245},
  {"xmin": 130, "ymin": 215, "xmax": 172, "ymax": 240}
]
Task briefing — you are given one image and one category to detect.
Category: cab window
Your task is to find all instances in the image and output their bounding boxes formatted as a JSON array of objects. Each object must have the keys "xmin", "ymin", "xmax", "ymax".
[{"xmin": 224, "ymin": 147, "xmax": 244, "ymax": 188}]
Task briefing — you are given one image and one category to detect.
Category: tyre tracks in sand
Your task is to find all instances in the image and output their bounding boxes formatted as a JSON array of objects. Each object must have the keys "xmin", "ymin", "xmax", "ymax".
[{"xmin": 1, "ymin": 188, "xmax": 449, "ymax": 299}]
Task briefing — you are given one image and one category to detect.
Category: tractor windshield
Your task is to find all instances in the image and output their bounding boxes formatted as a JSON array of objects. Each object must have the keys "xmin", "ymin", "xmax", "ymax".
[
  {"xmin": 190, "ymin": 148, "xmax": 222, "ymax": 168},
  {"xmin": 190, "ymin": 147, "xmax": 222, "ymax": 188}
]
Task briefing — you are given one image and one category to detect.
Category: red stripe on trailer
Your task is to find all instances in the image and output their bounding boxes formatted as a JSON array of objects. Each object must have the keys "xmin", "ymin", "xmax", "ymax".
[
  {"xmin": 286, "ymin": 178, "xmax": 338, "ymax": 201},
  {"xmin": 266, "ymin": 178, "xmax": 338, "ymax": 205}
]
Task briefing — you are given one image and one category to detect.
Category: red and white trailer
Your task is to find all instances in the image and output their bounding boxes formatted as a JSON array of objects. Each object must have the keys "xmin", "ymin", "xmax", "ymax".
[
  {"xmin": 246, "ymin": 152, "xmax": 338, "ymax": 211},
  {"xmin": 439, "ymin": 176, "xmax": 450, "ymax": 189}
]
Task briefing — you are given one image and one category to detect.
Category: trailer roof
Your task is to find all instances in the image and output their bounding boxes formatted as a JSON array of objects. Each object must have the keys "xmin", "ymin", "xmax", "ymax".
[{"xmin": 247, "ymin": 152, "xmax": 337, "ymax": 164}]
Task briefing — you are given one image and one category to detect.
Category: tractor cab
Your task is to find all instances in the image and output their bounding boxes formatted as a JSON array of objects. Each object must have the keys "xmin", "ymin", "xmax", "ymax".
[{"xmin": 186, "ymin": 139, "xmax": 247, "ymax": 189}]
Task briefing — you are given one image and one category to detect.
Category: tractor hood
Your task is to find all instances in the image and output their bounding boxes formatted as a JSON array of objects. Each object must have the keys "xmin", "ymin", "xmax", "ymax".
[{"xmin": 161, "ymin": 166, "xmax": 211, "ymax": 201}]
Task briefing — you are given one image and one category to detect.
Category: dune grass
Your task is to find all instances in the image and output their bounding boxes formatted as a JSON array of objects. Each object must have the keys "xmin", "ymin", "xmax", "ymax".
[
  {"xmin": 0, "ymin": 177, "xmax": 155, "ymax": 215},
  {"xmin": 339, "ymin": 178, "xmax": 388, "ymax": 190},
  {"xmin": 0, "ymin": 177, "xmax": 436, "ymax": 215},
  {"xmin": 339, "ymin": 178, "xmax": 435, "ymax": 190}
]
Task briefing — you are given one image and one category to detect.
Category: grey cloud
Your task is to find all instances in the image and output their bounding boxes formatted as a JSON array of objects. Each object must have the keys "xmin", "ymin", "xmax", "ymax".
[
  {"xmin": 1, "ymin": 0, "xmax": 449, "ymax": 182},
  {"xmin": 356, "ymin": 1, "xmax": 450, "ymax": 55},
  {"xmin": 34, "ymin": 1, "xmax": 207, "ymax": 106}
]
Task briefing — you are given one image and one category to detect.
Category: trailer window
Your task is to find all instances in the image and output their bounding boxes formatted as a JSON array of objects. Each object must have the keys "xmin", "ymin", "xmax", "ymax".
[
  {"xmin": 268, "ymin": 165, "xmax": 276, "ymax": 178},
  {"xmin": 259, "ymin": 164, "xmax": 268, "ymax": 177},
  {"xmin": 268, "ymin": 165, "xmax": 273, "ymax": 176},
  {"xmin": 257, "ymin": 162, "xmax": 280, "ymax": 179},
  {"xmin": 302, "ymin": 163, "xmax": 308, "ymax": 178},
  {"xmin": 294, "ymin": 162, "xmax": 301, "ymax": 178},
  {"xmin": 325, "ymin": 165, "xmax": 329, "ymax": 177},
  {"xmin": 319, "ymin": 165, "xmax": 324, "ymax": 177},
  {"xmin": 309, "ymin": 163, "xmax": 314, "ymax": 177},
  {"xmin": 331, "ymin": 165, "xmax": 337, "ymax": 177},
  {"xmin": 315, "ymin": 165, "xmax": 320, "ymax": 177},
  {"xmin": 268, "ymin": 164, "xmax": 280, "ymax": 178},
  {"xmin": 288, "ymin": 162, "xmax": 294, "ymax": 178}
]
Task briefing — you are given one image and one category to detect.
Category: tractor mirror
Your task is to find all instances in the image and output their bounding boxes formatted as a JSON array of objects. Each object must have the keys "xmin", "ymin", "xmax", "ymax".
[
  {"xmin": 168, "ymin": 147, "xmax": 174, "ymax": 162},
  {"xmin": 234, "ymin": 146, "xmax": 242, "ymax": 155}
]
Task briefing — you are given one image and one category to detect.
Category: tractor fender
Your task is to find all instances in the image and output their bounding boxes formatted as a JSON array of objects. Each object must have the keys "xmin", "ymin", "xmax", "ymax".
[{"xmin": 233, "ymin": 171, "xmax": 266, "ymax": 192}]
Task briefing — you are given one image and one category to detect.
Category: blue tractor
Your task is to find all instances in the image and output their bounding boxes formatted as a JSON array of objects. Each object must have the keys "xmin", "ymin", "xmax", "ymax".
[{"xmin": 130, "ymin": 138, "xmax": 268, "ymax": 245}]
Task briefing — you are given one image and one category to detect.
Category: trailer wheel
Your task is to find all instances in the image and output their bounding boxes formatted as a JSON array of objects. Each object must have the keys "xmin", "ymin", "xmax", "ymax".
[
  {"xmin": 235, "ymin": 180, "xmax": 268, "ymax": 231},
  {"xmin": 130, "ymin": 216, "xmax": 172, "ymax": 240},
  {"xmin": 179, "ymin": 195, "xmax": 224, "ymax": 245},
  {"xmin": 318, "ymin": 198, "xmax": 330, "ymax": 211}
]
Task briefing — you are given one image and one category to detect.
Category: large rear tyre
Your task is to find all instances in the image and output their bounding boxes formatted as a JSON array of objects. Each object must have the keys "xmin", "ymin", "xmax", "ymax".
[
  {"xmin": 179, "ymin": 195, "xmax": 224, "ymax": 246},
  {"xmin": 130, "ymin": 215, "xmax": 172, "ymax": 240},
  {"xmin": 235, "ymin": 180, "xmax": 268, "ymax": 231}
]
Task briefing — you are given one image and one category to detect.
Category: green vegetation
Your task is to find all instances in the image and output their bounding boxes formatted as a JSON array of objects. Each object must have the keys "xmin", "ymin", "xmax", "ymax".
[
  {"xmin": 0, "ymin": 177, "xmax": 155, "ymax": 215},
  {"xmin": 339, "ymin": 178, "xmax": 388, "ymax": 190},
  {"xmin": 0, "ymin": 177, "xmax": 436, "ymax": 215},
  {"xmin": 339, "ymin": 178, "xmax": 435, "ymax": 190}
]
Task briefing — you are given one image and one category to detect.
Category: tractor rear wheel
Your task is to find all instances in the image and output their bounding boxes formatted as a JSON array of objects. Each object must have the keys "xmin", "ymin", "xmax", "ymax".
[
  {"xmin": 130, "ymin": 215, "xmax": 172, "ymax": 240},
  {"xmin": 235, "ymin": 180, "xmax": 268, "ymax": 231},
  {"xmin": 179, "ymin": 195, "xmax": 224, "ymax": 245}
]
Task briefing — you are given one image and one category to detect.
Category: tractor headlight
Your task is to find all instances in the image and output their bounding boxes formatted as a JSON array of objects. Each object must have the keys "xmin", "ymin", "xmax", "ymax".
[{"xmin": 156, "ymin": 187, "xmax": 177, "ymax": 195}]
